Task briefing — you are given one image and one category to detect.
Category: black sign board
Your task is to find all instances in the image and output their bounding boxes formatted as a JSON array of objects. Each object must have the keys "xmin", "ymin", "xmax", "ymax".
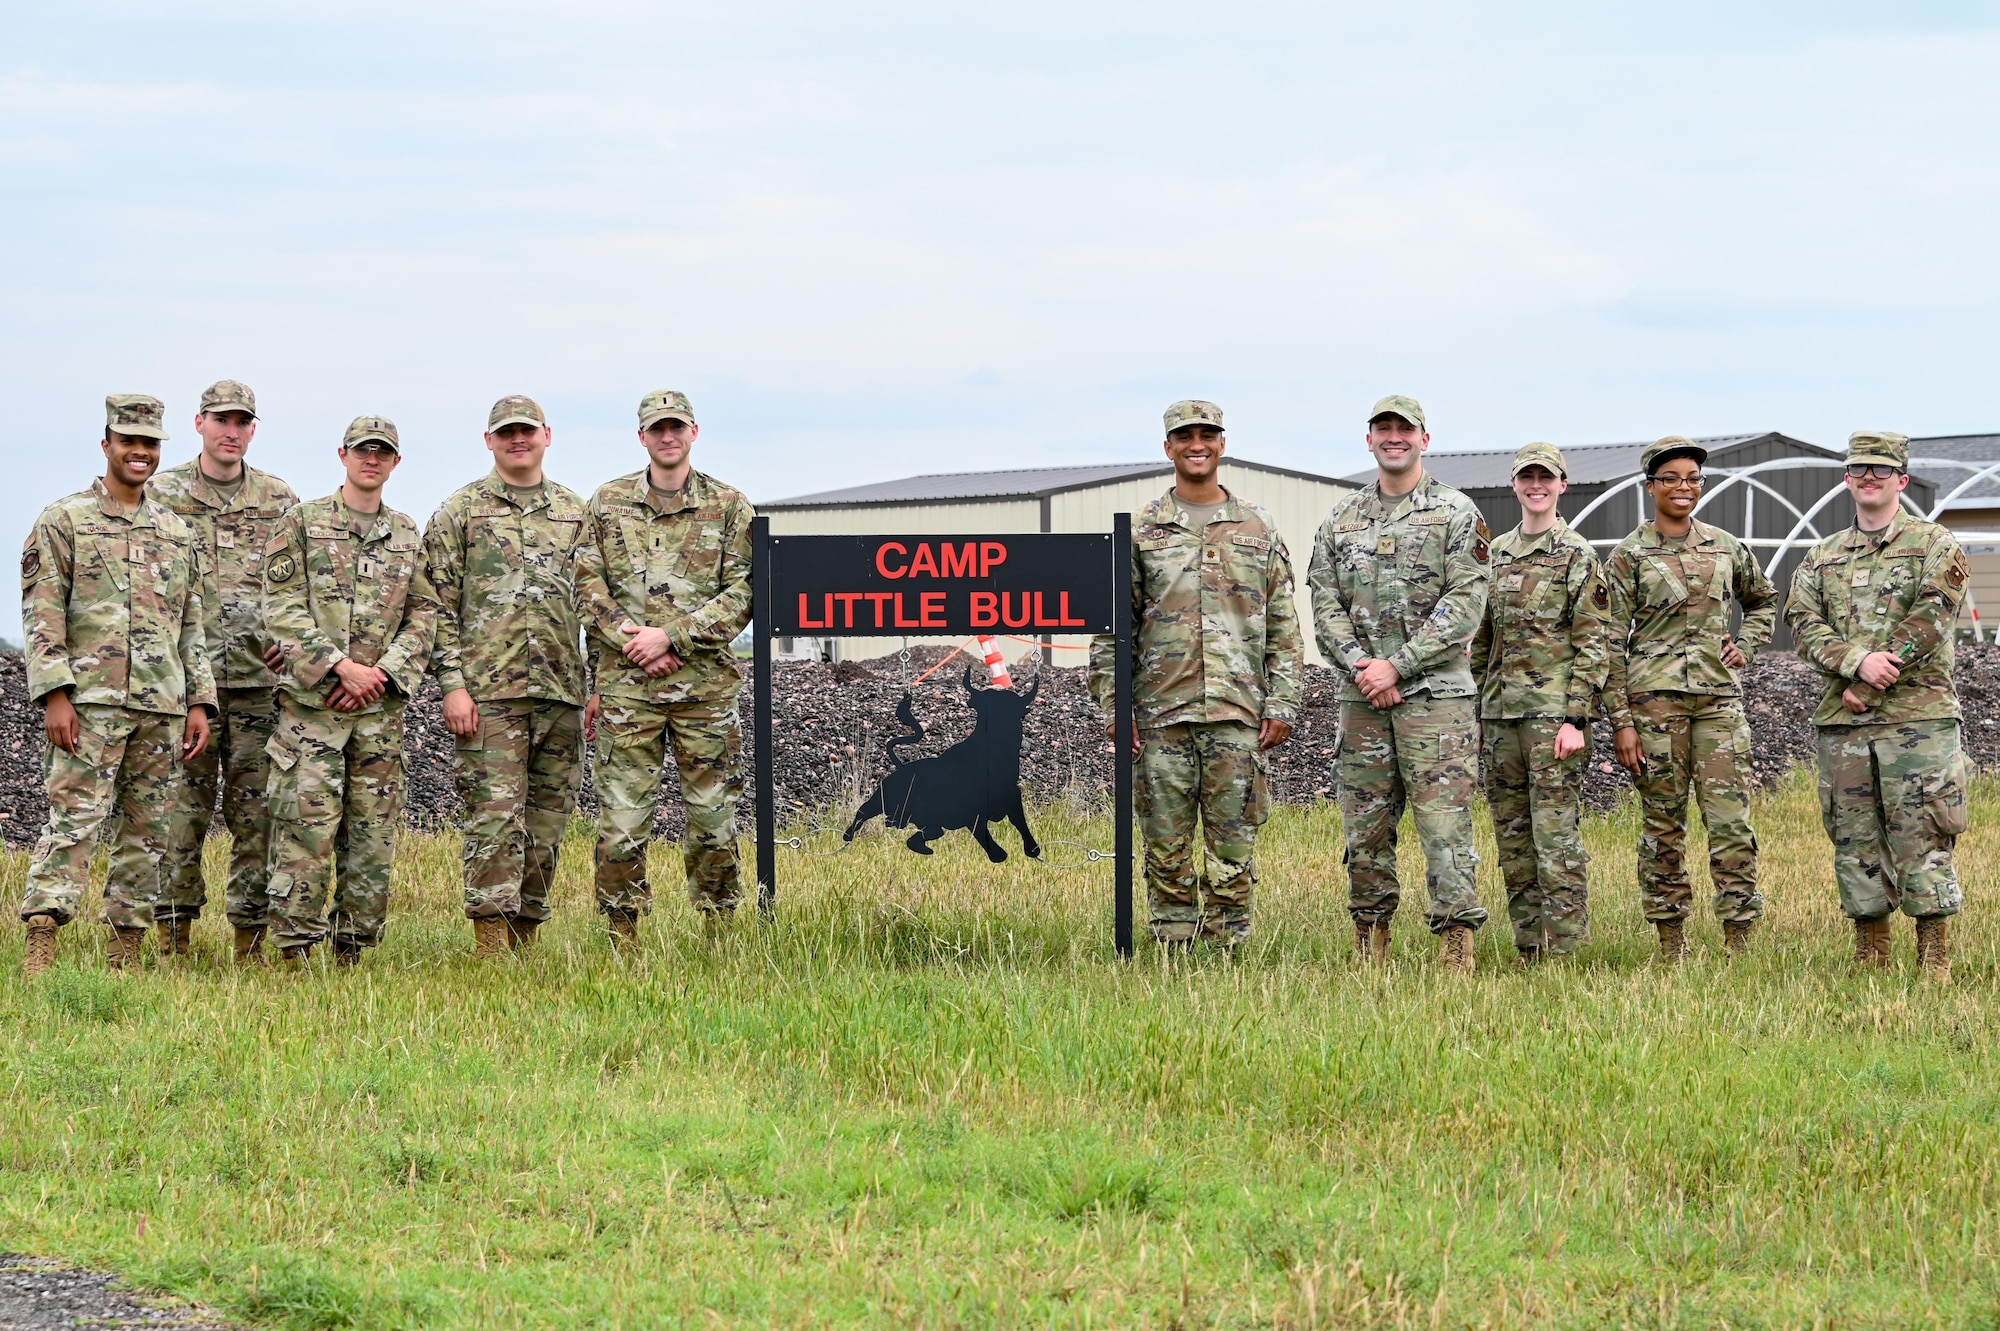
[
  {"xmin": 765, "ymin": 533, "xmax": 1117, "ymax": 637},
  {"xmin": 750, "ymin": 517, "xmax": 1136, "ymax": 956}
]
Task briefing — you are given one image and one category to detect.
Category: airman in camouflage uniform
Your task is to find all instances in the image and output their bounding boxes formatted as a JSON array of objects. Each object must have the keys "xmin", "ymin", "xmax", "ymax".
[
  {"xmin": 1088, "ymin": 400, "xmax": 1301, "ymax": 946},
  {"xmin": 1470, "ymin": 443, "xmax": 1611, "ymax": 962},
  {"xmin": 575, "ymin": 390, "xmax": 756, "ymax": 940},
  {"xmin": 1603, "ymin": 436, "xmax": 1779, "ymax": 961},
  {"xmin": 424, "ymin": 395, "xmax": 589, "ymax": 957},
  {"xmin": 1785, "ymin": 431, "xmax": 1970, "ymax": 981},
  {"xmin": 18, "ymin": 396, "xmax": 216, "ymax": 976},
  {"xmin": 1308, "ymin": 395, "xmax": 1491, "ymax": 971},
  {"xmin": 261, "ymin": 417, "xmax": 437, "ymax": 966},
  {"xmin": 146, "ymin": 379, "xmax": 299, "ymax": 962}
]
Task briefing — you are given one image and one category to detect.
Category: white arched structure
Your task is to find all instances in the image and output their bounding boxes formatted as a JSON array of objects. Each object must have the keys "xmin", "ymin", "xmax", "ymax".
[{"xmin": 1570, "ymin": 457, "xmax": 2000, "ymax": 643}]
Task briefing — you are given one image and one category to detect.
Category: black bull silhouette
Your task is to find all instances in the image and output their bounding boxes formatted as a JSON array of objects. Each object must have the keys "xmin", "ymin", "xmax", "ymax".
[{"xmin": 843, "ymin": 666, "xmax": 1043, "ymax": 862}]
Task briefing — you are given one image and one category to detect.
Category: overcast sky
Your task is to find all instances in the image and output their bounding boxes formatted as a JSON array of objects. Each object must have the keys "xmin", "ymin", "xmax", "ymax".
[{"xmin": 4, "ymin": 0, "xmax": 1997, "ymax": 567}]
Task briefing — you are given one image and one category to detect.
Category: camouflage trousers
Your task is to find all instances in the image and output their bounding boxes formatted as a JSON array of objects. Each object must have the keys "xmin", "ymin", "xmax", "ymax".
[
  {"xmin": 453, "ymin": 698, "xmax": 583, "ymax": 921},
  {"xmin": 263, "ymin": 695, "xmax": 408, "ymax": 951},
  {"xmin": 1135, "ymin": 720, "xmax": 1270, "ymax": 943},
  {"xmin": 20, "ymin": 704, "xmax": 183, "ymax": 929},
  {"xmin": 1816, "ymin": 720, "xmax": 1967, "ymax": 921},
  {"xmin": 157, "ymin": 685, "xmax": 277, "ymax": 929},
  {"xmin": 1338, "ymin": 695, "xmax": 1488, "ymax": 933},
  {"xmin": 1631, "ymin": 692, "xmax": 1761, "ymax": 924},
  {"xmin": 1481, "ymin": 717, "xmax": 1589, "ymax": 955},
  {"xmin": 594, "ymin": 694, "xmax": 745, "ymax": 916}
]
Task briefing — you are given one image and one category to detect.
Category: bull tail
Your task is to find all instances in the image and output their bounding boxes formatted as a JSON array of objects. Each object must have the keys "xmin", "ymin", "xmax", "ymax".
[{"xmin": 883, "ymin": 691, "xmax": 925, "ymax": 768}]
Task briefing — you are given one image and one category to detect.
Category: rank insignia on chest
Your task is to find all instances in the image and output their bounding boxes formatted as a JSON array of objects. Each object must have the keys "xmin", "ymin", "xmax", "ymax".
[
  {"xmin": 1851, "ymin": 568, "xmax": 1870, "ymax": 587},
  {"xmin": 217, "ymin": 529, "xmax": 235, "ymax": 548},
  {"xmin": 1377, "ymin": 534, "xmax": 1396, "ymax": 557},
  {"xmin": 1502, "ymin": 571, "xmax": 1525, "ymax": 592},
  {"xmin": 358, "ymin": 558, "xmax": 379, "ymax": 579}
]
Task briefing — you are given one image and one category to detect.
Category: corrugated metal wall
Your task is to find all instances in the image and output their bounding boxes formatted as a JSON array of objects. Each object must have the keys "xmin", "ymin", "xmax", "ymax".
[{"xmin": 763, "ymin": 463, "xmax": 1358, "ymax": 665}]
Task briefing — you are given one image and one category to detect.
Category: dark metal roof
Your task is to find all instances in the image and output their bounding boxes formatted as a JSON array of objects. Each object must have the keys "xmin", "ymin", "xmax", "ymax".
[
  {"xmin": 763, "ymin": 456, "xmax": 1353, "ymax": 510},
  {"xmin": 1909, "ymin": 434, "xmax": 2000, "ymax": 508},
  {"xmin": 1342, "ymin": 431, "xmax": 1840, "ymax": 490}
]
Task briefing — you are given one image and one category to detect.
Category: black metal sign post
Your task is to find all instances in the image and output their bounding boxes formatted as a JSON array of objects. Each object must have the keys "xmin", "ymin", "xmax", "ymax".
[
  {"xmin": 748, "ymin": 520, "xmax": 1135, "ymax": 956},
  {"xmin": 753, "ymin": 515, "xmax": 777, "ymax": 916},
  {"xmin": 1112, "ymin": 512, "xmax": 1133, "ymax": 958}
]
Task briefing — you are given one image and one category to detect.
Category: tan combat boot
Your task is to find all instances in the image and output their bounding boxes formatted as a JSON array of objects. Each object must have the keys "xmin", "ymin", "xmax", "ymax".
[
  {"xmin": 1655, "ymin": 919, "xmax": 1688, "ymax": 964},
  {"xmin": 505, "ymin": 916, "xmax": 540, "ymax": 952},
  {"xmin": 473, "ymin": 916, "xmax": 510, "ymax": 959},
  {"xmin": 278, "ymin": 944, "xmax": 313, "ymax": 970},
  {"xmin": 107, "ymin": 926, "xmax": 146, "ymax": 973},
  {"xmin": 332, "ymin": 939, "xmax": 363, "ymax": 968},
  {"xmin": 606, "ymin": 911, "xmax": 640, "ymax": 947},
  {"xmin": 1854, "ymin": 918, "xmax": 1893, "ymax": 969},
  {"xmin": 22, "ymin": 915, "xmax": 59, "ymax": 978},
  {"xmin": 156, "ymin": 917, "xmax": 192, "ymax": 957},
  {"xmin": 1353, "ymin": 919, "xmax": 1391, "ymax": 965},
  {"xmin": 233, "ymin": 926, "xmax": 268, "ymax": 968},
  {"xmin": 1439, "ymin": 924, "xmax": 1476, "ymax": 974},
  {"xmin": 1916, "ymin": 916, "xmax": 1951, "ymax": 984},
  {"xmin": 1723, "ymin": 918, "xmax": 1756, "ymax": 956}
]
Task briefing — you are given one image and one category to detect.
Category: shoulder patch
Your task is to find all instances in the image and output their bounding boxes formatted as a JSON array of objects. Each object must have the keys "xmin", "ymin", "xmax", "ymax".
[
  {"xmin": 21, "ymin": 548, "xmax": 40, "ymax": 586},
  {"xmin": 1947, "ymin": 554, "xmax": 1969, "ymax": 589},
  {"xmin": 1475, "ymin": 517, "xmax": 1492, "ymax": 541},
  {"xmin": 1473, "ymin": 536, "xmax": 1490, "ymax": 564},
  {"xmin": 1592, "ymin": 582, "xmax": 1609, "ymax": 610},
  {"xmin": 267, "ymin": 553, "xmax": 298, "ymax": 585}
]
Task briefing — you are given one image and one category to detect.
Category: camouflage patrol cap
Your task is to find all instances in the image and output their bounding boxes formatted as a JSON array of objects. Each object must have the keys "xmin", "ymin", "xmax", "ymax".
[
  {"xmin": 1847, "ymin": 430, "xmax": 1909, "ymax": 469},
  {"xmin": 1163, "ymin": 400, "xmax": 1224, "ymax": 435},
  {"xmin": 199, "ymin": 379, "xmax": 257, "ymax": 419},
  {"xmin": 1512, "ymin": 441, "xmax": 1567, "ymax": 478},
  {"xmin": 105, "ymin": 394, "xmax": 169, "ymax": 441},
  {"xmin": 487, "ymin": 395, "xmax": 547, "ymax": 432},
  {"xmin": 1369, "ymin": 395, "xmax": 1425, "ymax": 429},
  {"xmin": 342, "ymin": 415, "xmax": 400, "ymax": 451},
  {"xmin": 638, "ymin": 389, "xmax": 696, "ymax": 430},
  {"xmin": 1641, "ymin": 435, "xmax": 1708, "ymax": 475}
]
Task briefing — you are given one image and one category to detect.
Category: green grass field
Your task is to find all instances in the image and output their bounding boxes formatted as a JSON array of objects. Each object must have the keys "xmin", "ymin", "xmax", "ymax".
[{"xmin": 2, "ymin": 772, "xmax": 1998, "ymax": 1328}]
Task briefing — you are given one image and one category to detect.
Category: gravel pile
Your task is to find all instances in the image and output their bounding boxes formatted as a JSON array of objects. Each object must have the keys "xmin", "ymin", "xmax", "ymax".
[
  {"xmin": 5, "ymin": 645, "xmax": 2000, "ymax": 847},
  {"xmin": 0, "ymin": 1255, "xmax": 231, "ymax": 1329}
]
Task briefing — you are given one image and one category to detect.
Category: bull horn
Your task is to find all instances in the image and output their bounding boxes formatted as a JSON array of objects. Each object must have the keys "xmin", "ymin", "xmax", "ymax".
[
  {"xmin": 1024, "ymin": 671, "xmax": 1041, "ymax": 702},
  {"xmin": 962, "ymin": 663, "xmax": 977, "ymax": 693}
]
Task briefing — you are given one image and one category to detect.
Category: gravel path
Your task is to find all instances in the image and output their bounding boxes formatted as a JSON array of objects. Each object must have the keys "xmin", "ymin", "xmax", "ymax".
[
  {"xmin": 0, "ymin": 1256, "xmax": 230, "ymax": 1330},
  {"xmin": 7, "ymin": 645, "xmax": 2000, "ymax": 847}
]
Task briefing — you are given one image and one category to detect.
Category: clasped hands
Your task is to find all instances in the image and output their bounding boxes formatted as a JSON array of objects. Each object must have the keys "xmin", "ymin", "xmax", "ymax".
[
  {"xmin": 1843, "ymin": 649, "xmax": 1902, "ymax": 714},
  {"xmin": 619, "ymin": 622, "xmax": 684, "ymax": 678},
  {"xmin": 1353, "ymin": 658, "xmax": 1403, "ymax": 709}
]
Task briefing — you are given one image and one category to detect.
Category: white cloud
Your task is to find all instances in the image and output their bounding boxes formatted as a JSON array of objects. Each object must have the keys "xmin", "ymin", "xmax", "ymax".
[{"xmin": 1, "ymin": 4, "xmax": 1996, "ymax": 544}]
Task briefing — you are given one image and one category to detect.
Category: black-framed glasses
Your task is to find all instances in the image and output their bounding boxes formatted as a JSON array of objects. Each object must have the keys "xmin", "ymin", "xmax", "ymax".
[
  {"xmin": 1647, "ymin": 473, "xmax": 1704, "ymax": 490},
  {"xmin": 1845, "ymin": 464, "xmax": 1904, "ymax": 480}
]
